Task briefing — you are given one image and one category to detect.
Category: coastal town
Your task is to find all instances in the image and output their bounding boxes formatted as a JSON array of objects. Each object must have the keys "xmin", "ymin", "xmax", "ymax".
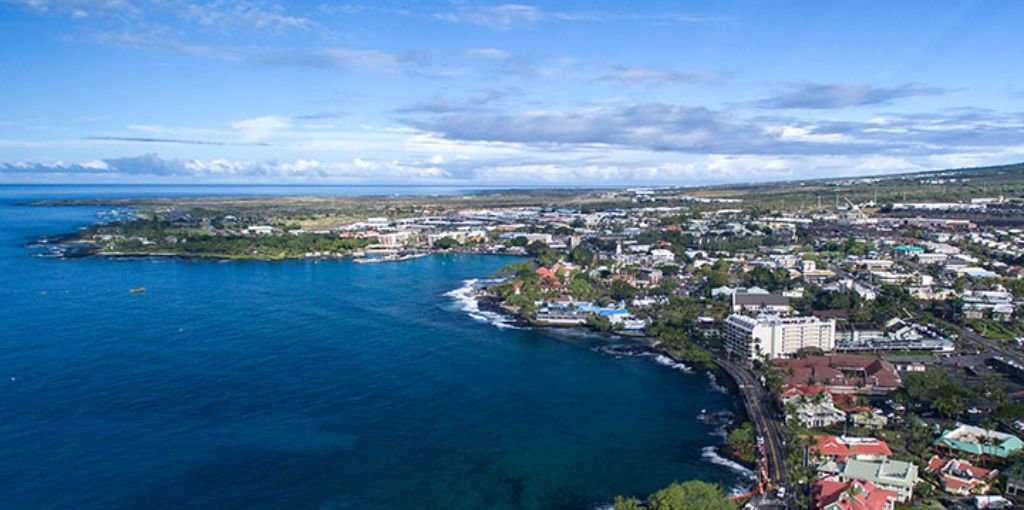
[{"xmin": 41, "ymin": 163, "xmax": 1024, "ymax": 510}]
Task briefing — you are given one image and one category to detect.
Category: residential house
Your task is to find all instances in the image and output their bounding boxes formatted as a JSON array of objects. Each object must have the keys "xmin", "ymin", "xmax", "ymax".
[
  {"xmin": 926, "ymin": 456, "xmax": 999, "ymax": 495},
  {"xmin": 790, "ymin": 393, "xmax": 847, "ymax": 428},
  {"xmin": 812, "ymin": 478, "xmax": 899, "ymax": 510},
  {"xmin": 815, "ymin": 436, "xmax": 892, "ymax": 463},
  {"xmin": 839, "ymin": 459, "xmax": 919, "ymax": 503}
]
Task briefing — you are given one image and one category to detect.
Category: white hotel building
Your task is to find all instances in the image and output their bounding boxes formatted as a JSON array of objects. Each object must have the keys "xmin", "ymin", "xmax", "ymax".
[{"xmin": 724, "ymin": 314, "xmax": 836, "ymax": 360}]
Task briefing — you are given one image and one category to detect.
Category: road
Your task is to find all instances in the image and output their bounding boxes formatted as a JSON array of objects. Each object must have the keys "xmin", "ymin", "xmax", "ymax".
[
  {"xmin": 715, "ymin": 357, "xmax": 790, "ymax": 508},
  {"xmin": 953, "ymin": 323, "xmax": 1024, "ymax": 366}
]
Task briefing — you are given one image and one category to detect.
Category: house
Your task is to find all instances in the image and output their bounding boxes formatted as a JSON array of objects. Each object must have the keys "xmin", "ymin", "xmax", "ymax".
[
  {"xmin": 813, "ymin": 478, "xmax": 899, "ymax": 510},
  {"xmin": 780, "ymin": 383, "xmax": 830, "ymax": 403},
  {"xmin": 852, "ymin": 410, "xmax": 889, "ymax": 430},
  {"xmin": 790, "ymin": 394, "xmax": 847, "ymax": 428},
  {"xmin": 935, "ymin": 424, "xmax": 1024, "ymax": 460},
  {"xmin": 926, "ymin": 456, "xmax": 998, "ymax": 495},
  {"xmin": 840, "ymin": 459, "xmax": 919, "ymax": 503},
  {"xmin": 815, "ymin": 436, "xmax": 892, "ymax": 463}
]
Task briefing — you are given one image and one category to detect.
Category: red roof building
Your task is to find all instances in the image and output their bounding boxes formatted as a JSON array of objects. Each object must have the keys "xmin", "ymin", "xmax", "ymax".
[
  {"xmin": 815, "ymin": 435, "xmax": 893, "ymax": 462},
  {"xmin": 813, "ymin": 478, "xmax": 899, "ymax": 510},
  {"xmin": 926, "ymin": 456, "xmax": 998, "ymax": 495},
  {"xmin": 774, "ymin": 355, "xmax": 901, "ymax": 394}
]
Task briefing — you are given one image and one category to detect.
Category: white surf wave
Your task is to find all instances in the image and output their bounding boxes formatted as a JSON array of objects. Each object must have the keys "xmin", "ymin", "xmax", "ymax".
[
  {"xmin": 445, "ymin": 279, "xmax": 524, "ymax": 330},
  {"xmin": 653, "ymin": 354, "xmax": 692, "ymax": 373},
  {"xmin": 702, "ymin": 445, "xmax": 755, "ymax": 480},
  {"xmin": 706, "ymin": 372, "xmax": 728, "ymax": 394}
]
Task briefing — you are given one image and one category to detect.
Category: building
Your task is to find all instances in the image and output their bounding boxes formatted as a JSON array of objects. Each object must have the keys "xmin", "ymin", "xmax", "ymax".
[
  {"xmin": 377, "ymin": 231, "xmax": 414, "ymax": 247},
  {"xmin": 1005, "ymin": 460, "xmax": 1024, "ymax": 497},
  {"xmin": 813, "ymin": 478, "xmax": 899, "ymax": 510},
  {"xmin": 851, "ymin": 411, "xmax": 889, "ymax": 430},
  {"xmin": 926, "ymin": 456, "xmax": 998, "ymax": 495},
  {"xmin": 792, "ymin": 395, "xmax": 847, "ymax": 428},
  {"xmin": 840, "ymin": 459, "xmax": 919, "ymax": 503},
  {"xmin": 815, "ymin": 436, "xmax": 892, "ymax": 463},
  {"xmin": 935, "ymin": 425, "xmax": 1024, "ymax": 460},
  {"xmin": 774, "ymin": 355, "xmax": 901, "ymax": 394},
  {"xmin": 732, "ymin": 292, "xmax": 791, "ymax": 315},
  {"xmin": 649, "ymin": 248, "xmax": 675, "ymax": 264},
  {"xmin": 724, "ymin": 314, "xmax": 836, "ymax": 360}
]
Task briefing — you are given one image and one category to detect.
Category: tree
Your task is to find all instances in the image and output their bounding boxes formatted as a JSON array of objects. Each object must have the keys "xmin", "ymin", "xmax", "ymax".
[
  {"xmin": 934, "ymin": 394, "xmax": 966, "ymax": 419},
  {"xmin": 647, "ymin": 481, "xmax": 733, "ymax": 510},
  {"xmin": 609, "ymin": 280, "xmax": 638, "ymax": 302},
  {"xmin": 569, "ymin": 246, "xmax": 595, "ymax": 267},
  {"xmin": 432, "ymin": 237, "xmax": 460, "ymax": 250},
  {"xmin": 613, "ymin": 496, "xmax": 644, "ymax": 510},
  {"xmin": 726, "ymin": 422, "xmax": 756, "ymax": 463}
]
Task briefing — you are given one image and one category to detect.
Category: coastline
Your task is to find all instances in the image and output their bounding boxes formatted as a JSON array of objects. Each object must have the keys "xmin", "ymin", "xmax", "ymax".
[{"xmin": 460, "ymin": 281, "xmax": 757, "ymax": 493}]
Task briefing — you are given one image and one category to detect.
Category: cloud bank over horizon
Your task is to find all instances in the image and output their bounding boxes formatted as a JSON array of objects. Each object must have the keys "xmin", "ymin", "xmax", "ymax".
[{"xmin": 2, "ymin": 1, "xmax": 1023, "ymax": 184}]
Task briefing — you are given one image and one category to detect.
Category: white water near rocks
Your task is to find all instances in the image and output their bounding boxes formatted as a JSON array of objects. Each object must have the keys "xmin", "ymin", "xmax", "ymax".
[{"xmin": 445, "ymin": 278, "xmax": 524, "ymax": 330}]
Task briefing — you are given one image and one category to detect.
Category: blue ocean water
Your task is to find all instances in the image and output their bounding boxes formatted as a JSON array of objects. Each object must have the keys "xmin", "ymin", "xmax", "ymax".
[{"xmin": 0, "ymin": 186, "xmax": 746, "ymax": 510}]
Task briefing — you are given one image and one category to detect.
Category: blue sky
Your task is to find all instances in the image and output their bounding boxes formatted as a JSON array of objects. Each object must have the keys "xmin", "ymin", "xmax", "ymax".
[{"xmin": 1, "ymin": 0, "xmax": 1023, "ymax": 184}]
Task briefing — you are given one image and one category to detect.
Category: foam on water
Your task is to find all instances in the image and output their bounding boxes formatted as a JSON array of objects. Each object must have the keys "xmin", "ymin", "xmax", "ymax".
[
  {"xmin": 701, "ymin": 445, "xmax": 755, "ymax": 495},
  {"xmin": 706, "ymin": 372, "xmax": 728, "ymax": 394},
  {"xmin": 445, "ymin": 278, "xmax": 524, "ymax": 330},
  {"xmin": 653, "ymin": 354, "xmax": 693, "ymax": 373}
]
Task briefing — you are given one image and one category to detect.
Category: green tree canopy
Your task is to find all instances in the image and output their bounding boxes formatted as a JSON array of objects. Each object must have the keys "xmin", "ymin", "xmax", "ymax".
[{"xmin": 614, "ymin": 480, "xmax": 733, "ymax": 510}]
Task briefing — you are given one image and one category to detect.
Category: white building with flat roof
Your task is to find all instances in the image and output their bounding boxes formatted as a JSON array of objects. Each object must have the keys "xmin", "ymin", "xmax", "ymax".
[{"xmin": 724, "ymin": 314, "xmax": 836, "ymax": 360}]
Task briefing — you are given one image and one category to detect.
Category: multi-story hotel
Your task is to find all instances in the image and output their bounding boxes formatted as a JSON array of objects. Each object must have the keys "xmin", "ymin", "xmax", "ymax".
[{"xmin": 724, "ymin": 314, "xmax": 836, "ymax": 360}]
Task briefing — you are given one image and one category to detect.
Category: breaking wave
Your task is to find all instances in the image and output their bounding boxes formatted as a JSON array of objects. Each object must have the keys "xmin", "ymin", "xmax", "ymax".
[
  {"xmin": 701, "ymin": 445, "xmax": 755, "ymax": 496},
  {"xmin": 653, "ymin": 354, "xmax": 693, "ymax": 373},
  {"xmin": 445, "ymin": 279, "xmax": 524, "ymax": 330},
  {"xmin": 707, "ymin": 372, "xmax": 728, "ymax": 394}
]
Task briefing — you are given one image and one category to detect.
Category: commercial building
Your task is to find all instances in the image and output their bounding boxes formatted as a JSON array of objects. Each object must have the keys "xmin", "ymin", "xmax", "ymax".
[{"xmin": 724, "ymin": 314, "xmax": 836, "ymax": 360}]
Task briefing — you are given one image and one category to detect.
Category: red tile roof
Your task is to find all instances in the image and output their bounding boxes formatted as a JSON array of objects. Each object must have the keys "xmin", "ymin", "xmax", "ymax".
[
  {"xmin": 774, "ymin": 355, "xmax": 901, "ymax": 392},
  {"xmin": 814, "ymin": 478, "xmax": 899, "ymax": 510},
  {"xmin": 815, "ymin": 435, "xmax": 893, "ymax": 461}
]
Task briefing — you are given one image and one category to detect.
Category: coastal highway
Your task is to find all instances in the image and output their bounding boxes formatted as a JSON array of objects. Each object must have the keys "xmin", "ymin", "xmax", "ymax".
[{"xmin": 715, "ymin": 358, "xmax": 790, "ymax": 508}]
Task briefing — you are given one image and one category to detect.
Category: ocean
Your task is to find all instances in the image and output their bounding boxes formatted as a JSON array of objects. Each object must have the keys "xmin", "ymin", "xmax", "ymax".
[{"xmin": 0, "ymin": 185, "xmax": 748, "ymax": 509}]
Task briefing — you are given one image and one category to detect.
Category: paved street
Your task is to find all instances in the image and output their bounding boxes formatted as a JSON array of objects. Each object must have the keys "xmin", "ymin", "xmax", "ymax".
[{"xmin": 715, "ymin": 358, "xmax": 790, "ymax": 508}]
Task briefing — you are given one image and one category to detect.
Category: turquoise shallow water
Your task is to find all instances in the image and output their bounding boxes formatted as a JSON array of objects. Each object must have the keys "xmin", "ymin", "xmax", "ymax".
[{"xmin": 0, "ymin": 186, "xmax": 746, "ymax": 509}]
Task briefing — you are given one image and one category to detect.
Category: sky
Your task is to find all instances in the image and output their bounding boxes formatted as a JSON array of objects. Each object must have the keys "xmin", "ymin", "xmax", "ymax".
[{"xmin": 1, "ymin": 0, "xmax": 1023, "ymax": 185}]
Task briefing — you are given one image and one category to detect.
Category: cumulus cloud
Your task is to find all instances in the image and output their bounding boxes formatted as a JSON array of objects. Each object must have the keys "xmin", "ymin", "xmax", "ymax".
[{"xmin": 758, "ymin": 82, "xmax": 947, "ymax": 109}]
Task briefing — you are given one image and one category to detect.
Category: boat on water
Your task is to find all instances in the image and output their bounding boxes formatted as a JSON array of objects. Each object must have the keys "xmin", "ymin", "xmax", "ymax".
[
  {"xmin": 129, "ymin": 287, "xmax": 146, "ymax": 294},
  {"xmin": 354, "ymin": 253, "xmax": 428, "ymax": 264}
]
